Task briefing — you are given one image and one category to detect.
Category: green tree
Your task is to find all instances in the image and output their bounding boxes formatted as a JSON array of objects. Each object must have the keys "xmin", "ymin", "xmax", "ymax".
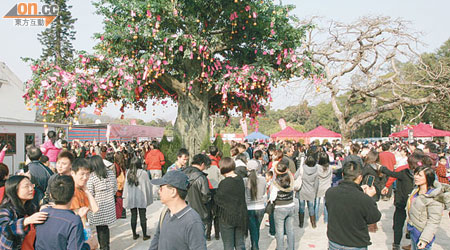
[
  {"xmin": 200, "ymin": 134, "xmax": 212, "ymax": 153},
  {"xmin": 222, "ymin": 142, "xmax": 231, "ymax": 158},
  {"xmin": 304, "ymin": 102, "xmax": 338, "ymax": 132},
  {"xmin": 213, "ymin": 135, "xmax": 224, "ymax": 154},
  {"xmin": 408, "ymin": 39, "xmax": 450, "ymax": 130},
  {"xmin": 24, "ymin": 0, "xmax": 320, "ymax": 154},
  {"xmin": 37, "ymin": 0, "xmax": 77, "ymax": 66}
]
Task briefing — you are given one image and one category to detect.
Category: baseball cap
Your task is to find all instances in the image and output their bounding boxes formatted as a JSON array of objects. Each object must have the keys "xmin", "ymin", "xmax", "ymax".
[{"xmin": 151, "ymin": 170, "xmax": 189, "ymax": 191}]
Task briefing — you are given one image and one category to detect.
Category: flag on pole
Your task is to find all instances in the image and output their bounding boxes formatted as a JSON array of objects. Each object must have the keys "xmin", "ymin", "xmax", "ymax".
[
  {"xmin": 278, "ymin": 118, "xmax": 287, "ymax": 130},
  {"xmin": 240, "ymin": 118, "xmax": 248, "ymax": 137}
]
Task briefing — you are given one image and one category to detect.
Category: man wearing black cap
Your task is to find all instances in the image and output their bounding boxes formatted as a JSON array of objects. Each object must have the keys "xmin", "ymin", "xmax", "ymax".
[{"xmin": 148, "ymin": 170, "xmax": 207, "ymax": 250}]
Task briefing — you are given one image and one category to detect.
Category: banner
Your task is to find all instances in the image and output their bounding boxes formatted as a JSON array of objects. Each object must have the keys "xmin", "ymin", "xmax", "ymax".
[
  {"xmin": 240, "ymin": 118, "xmax": 248, "ymax": 137},
  {"xmin": 278, "ymin": 118, "xmax": 287, "ymax": 130}
]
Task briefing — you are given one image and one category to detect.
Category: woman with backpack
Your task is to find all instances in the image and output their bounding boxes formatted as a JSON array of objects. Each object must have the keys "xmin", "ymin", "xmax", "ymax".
[{"xmin": 269, "ymin": 159, "xmax": 295, "ymax": 250}]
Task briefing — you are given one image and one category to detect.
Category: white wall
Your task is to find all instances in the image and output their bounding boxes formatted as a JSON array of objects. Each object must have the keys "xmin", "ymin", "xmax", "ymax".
[{"xmin": 0, "ymin": 62, "xmax": 36, "ymax": 122}]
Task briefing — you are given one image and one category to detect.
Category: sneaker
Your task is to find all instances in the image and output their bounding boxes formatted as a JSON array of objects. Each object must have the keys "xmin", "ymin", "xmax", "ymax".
[{"xmin": 143, "ymin": 235, "xmax": 151, "ymax": 241}]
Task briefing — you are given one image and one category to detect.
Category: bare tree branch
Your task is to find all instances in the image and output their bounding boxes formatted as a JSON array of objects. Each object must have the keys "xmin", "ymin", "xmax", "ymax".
[{"xmin": 300, "ymin": 16, "xmax": 448, "ymax": 141}]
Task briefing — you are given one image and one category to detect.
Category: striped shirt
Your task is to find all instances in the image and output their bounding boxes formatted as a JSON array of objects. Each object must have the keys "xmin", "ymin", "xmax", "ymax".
[{"xmin": 0, "ymin": 206, "xmax": 29, "ymax": 250}]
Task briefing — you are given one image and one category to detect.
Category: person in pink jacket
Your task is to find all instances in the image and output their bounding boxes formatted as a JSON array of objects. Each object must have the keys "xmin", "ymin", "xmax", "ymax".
[
  {"xmin": 0, "ymin": 145, "xmax": 7, "ymax": 164},
  {"xmin": 40, "ymin": 131, "xmax": 61, "ymax": 168}
]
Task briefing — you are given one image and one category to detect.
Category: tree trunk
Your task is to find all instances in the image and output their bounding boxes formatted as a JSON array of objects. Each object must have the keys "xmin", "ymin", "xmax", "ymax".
[
  {"xmin": 174, "ymin": 90, "xmax": 210, "ymax": 156},
  {"xmin": 379, "ymin": 123, "xmax": 383, "ymax": 137},
  {"xmin": 340, "ymin": 125, "xmax": 352, "ymax": 144}
]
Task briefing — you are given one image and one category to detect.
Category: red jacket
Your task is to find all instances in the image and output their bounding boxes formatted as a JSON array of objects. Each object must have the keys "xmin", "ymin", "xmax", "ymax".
[
  {"xmin": 385, "ymin": 164, "xmax": 409, "ymax": 188},
  {"xmin": 145, "ymin": 149, "xmax": 165, "ymax": 170},
  {"xmin": 209, "ymin": 155, "xmax": 220, "ymax": 168},
  {"xmin": 379, "ymin": 151, "xmax": 396, "ymax": 171}
]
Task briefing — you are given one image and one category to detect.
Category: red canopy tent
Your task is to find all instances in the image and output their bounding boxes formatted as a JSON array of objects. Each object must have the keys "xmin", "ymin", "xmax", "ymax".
[
  {"xmin": 389, "ymin": 123, "xmax": 450, "ymax": 138},
  {"xmin": 303, "ymin": 126, "xmax": 341, "ymax": 144},
  {"xmin": 304, "ymin": 126, "xmax": 342, "ymax": 138},
  {"xmin": 270, "ymin": 126, "xmax": 305, "ymax": 141}
]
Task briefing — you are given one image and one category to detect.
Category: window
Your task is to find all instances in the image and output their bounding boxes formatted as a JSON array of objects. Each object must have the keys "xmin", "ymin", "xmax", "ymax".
[{"xmin": 0, "ymin": 133, "xmax": 16, "ymax": 154}]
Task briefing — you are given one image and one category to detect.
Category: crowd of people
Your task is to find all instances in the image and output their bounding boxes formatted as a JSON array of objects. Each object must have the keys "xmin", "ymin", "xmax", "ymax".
[{"xmin": 0, "ymin": 132, "xmax": 449, "ymax": 250}]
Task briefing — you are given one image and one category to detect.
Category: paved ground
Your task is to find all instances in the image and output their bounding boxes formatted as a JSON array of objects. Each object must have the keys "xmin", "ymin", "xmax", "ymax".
[{"xmin": 107, "ymin": 199, "xmax": 450, "ymax": 250}]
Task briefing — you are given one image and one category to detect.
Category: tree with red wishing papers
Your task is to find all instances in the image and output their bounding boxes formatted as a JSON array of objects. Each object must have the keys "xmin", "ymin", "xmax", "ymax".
[{"xmin": 24, "ymin": 0, "xmax": 321, "ymax": 153}]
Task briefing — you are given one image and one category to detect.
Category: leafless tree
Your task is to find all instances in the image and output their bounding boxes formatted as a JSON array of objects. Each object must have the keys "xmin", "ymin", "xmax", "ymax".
[{"xmin": 302, "ymin": 16, "xmax": 450, "ymax": 141}]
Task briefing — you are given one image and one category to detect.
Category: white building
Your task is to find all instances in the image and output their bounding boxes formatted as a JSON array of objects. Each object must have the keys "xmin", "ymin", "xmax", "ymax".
[{"xmin": 0, "ymin": 62, "xmax": 67, "ymax": 173}]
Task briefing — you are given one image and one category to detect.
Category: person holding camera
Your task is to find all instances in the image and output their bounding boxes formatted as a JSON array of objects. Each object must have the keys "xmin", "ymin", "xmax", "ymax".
[{"xmin": 326, "ymin": 161, "xmax": 381, "ymax": 250}]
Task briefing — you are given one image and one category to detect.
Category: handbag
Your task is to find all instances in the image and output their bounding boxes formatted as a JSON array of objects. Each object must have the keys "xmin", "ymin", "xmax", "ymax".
[
  {"xmin": 293, "ymin": 161, "xmax": 304, "ymax": 191},
  {"xmin": 116, "ymin": 171, "xmax": 125, "ymax": 191},
  {"xmin": 265, "ymin": 201, "xmax": 275, "ymax": 215},
  {"xmin": 21, "ymin": 224, "xmax": 36, "ymax": 250},
  {"xmin": 115, "ymin": 196, "xmax": 124, "ymax": 219}
]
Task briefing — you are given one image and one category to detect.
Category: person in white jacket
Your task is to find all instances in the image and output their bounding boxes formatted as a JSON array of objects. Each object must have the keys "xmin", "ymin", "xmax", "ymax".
[{"xmin": 315, "ymin": 151, "xmax": 332, "ymax": 223}]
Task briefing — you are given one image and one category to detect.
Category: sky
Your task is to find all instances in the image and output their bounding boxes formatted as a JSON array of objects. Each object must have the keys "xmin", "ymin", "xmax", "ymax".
[{"xmin": 0, "ymin": 0, "xmax": 449, "ymax": 122}]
